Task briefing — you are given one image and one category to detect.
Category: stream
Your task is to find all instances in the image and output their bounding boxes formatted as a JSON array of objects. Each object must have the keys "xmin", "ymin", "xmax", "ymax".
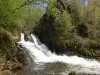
[{"xmin": 18, "ymin": 33, "xmax": 100, "ymax": 75}]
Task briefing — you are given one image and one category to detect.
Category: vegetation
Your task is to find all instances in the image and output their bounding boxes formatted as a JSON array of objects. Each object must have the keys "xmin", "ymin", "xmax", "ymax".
[
  {"xmin": 0, "ymin": 0, "xmax": 45, "ymax": 74},
  {"xmin": 0, "ymin": 0, "xmax": 100, "ymax": 74},
  {"xmin": 0, "ymin": 0, "xmax": 45, "ymax": 57},
  {"xmin": 34, "ymin": 0, "xmax": 100, "ymax": 57}
]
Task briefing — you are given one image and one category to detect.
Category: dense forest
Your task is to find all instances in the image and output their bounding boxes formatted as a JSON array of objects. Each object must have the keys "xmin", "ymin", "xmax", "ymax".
[{"xmin": 0, "ymin": 0, "xmax": 100, "ymax": 75}]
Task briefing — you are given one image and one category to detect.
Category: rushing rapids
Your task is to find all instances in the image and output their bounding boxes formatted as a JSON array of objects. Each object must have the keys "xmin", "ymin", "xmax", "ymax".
[{"xmin": 18, "ymin": 33, "xmax": 100, "ymax": 74}]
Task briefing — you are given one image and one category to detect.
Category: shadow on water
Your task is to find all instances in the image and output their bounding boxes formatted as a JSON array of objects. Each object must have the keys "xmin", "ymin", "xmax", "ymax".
[
  {"xmin": 24, "ymin": 62, "xmax": 71, "ymax": 75},
  {"xmin": 24, "ymin": 62, "xmax": 95, "ymax": 75}
]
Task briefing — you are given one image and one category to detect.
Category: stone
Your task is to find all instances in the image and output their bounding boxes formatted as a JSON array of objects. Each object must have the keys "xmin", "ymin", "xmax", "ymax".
[
  {"xmin": 0, "ymin": 70, "xmax": 12, "ymax": 75},
  {"xmin": 68, "ymin": 71, "xmax": 77, "ymax": 75}
]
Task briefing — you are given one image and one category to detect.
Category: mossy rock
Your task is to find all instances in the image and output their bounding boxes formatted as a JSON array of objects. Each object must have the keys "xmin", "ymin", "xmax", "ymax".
[{"xmin": 0, "ymin": 28, "xmax": 17, "ymax": 58}]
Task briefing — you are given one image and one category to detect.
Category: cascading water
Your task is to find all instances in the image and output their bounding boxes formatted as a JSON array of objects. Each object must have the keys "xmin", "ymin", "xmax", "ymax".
[{"xmin": 18, "ymin": 33, "xmax": 100, "ymax": 74}]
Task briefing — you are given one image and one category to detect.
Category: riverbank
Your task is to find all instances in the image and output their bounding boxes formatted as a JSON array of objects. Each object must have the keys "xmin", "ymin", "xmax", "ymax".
[{"xmin": 0, "ymin": 55, "xmax": 23, "ymax": 75}]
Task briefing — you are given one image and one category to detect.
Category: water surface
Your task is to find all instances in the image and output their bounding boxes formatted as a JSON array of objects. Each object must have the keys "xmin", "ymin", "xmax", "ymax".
[{"xmin": 18, "ymin": 33, "xmax": 100, "ymax": 75}]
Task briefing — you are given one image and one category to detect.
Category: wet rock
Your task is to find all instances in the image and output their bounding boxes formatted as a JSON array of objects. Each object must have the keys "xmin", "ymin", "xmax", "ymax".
[
  {"xmin": 68, "ymin": 71, "xmax": 77, "ymax": 75},
  {"xmin": 24, "ymin": 34, "xmax": 34, "ymax": 42},
  {"xmin": 13, "ymin": 70, "xmax": 24, "ymax": 75}
]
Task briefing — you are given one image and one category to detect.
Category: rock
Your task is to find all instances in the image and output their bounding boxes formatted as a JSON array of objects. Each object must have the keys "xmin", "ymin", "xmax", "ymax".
[
  {"xmin": 11, "ymin": 63, "xmax": 23, "ymax": 71},
  {"xmin": 68, "ymin": 71, "xmax": 77, "ymax": 75},
  {"xmin": 24, "ymin": 33, "xmax": 34, "ymax": 42},
  {"xmin": 88, "ymin": 74, "xmax": 96, "ymax": 75},
  {"xmin": 0, "ymin": 70, "xmax": 12, "ymax": 75}
]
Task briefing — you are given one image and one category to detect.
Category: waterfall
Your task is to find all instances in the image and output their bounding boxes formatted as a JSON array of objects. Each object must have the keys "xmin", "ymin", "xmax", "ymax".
[
  {"xmin": 20, "ymin": 33, "xmax": 25, "ymax": 42},
  {"xmin": 18, "ymin": 33, "xmax": 100, "ymax": 74}
]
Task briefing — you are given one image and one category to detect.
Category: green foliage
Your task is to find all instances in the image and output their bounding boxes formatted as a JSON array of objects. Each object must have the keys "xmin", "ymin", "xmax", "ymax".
[
  {"xmin": 46, "ymin": 0, "xmax": 59, "ymax": 16},
  {"xmin": 55, "ymin": 10, "xmax": 73, "ymax": 32},
  {"xmin": 0, "ymin": 0, "xmax": 45, "ymax": 34},
  {"xmin": 0, "ymin": 0, "xmax": 45, "ymax": 59},
  {"xmin": 0, "ymin": 0, "xmax": 25, "ymax": 33},
  {"xmin": 23, "ymin": 5, "xmax": 45, "ymax": 33},
  {"xmin": 0, "ymin": 0, "xmax": 21, "ymax": 16},
  {"xmin": 54, "ymin": 10, "xmax": 74, "ymax": 46},
  {"xmin": 0, "ymin": 0, "xmax": 100, "ymax": 57},
  {"xmin": 68, "ymin": 0, "xmax": 84, "ymax": 25},
  {"xmin": 83, "ymin": 0, "xmax": 100, "ymax": 39},
  {"xmin": 35, "ymin": 0, "xmax": 100, "ymax": 57},
  {"xmin": 34, "ymin": 1, "xmax": 75, "ymax": 53}
]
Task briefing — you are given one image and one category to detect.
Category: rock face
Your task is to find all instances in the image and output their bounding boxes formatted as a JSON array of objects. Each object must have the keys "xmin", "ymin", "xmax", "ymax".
[{"xmin": 24, "ymin": 33, "xmax": 34, "ymax": 42}]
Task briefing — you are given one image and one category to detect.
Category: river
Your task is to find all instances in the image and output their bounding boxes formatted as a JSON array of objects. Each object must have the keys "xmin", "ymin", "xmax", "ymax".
[{"xmin": 18, "ymin": 33, "xmax": 100, "ymax": 75}]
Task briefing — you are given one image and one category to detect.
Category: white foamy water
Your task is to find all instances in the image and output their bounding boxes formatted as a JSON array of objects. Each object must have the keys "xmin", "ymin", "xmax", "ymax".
[{"xmin": 18, "ymin": 33, "xmax": 100, "ymax": 74}]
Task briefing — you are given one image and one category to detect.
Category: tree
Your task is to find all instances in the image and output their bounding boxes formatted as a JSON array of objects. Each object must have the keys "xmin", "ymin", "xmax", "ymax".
[
  {"xmin": 54, "ymin": 10, "xmax": 74, "ymax": 46},
  {"xmin": 83, "ymin": 0, "xmax": 100, "ymax": 39}
]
